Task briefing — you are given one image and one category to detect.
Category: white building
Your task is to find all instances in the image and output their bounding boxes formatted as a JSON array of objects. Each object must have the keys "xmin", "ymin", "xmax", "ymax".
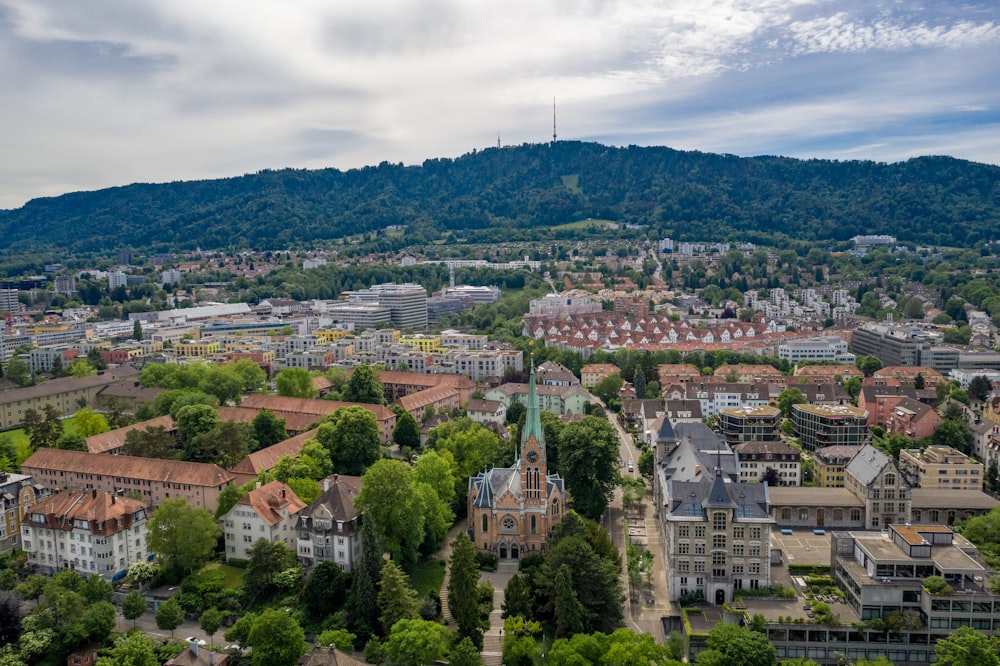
[
  {"xmin": 778, "ymin": 336, "xmax": 855, "ymax": 364},
  {"xmin": 108, "ymin": 271, "xmax": 128, "ymax": 290},
  {"xmin": 22, "ymin": 489, "xmax": 150, "ymax": 581},
  {"xmin": 222, "ymin": 481, "xmax": 306, "ymax": 562},
  {"xmin": 296, "ymin": 475, "xmax": 364, "ymax": 571}
]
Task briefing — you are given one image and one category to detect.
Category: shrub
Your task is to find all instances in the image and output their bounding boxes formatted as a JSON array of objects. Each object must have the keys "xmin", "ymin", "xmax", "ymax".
[{"xmin": 475, "ymin": 552, "xmax": 498, "ymax": 572}]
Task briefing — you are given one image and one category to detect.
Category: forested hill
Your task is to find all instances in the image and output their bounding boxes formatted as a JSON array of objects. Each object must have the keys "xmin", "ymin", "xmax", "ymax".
[{"xmin": 2, "ymin": 141, "xmax": 999, "ymax": 253}]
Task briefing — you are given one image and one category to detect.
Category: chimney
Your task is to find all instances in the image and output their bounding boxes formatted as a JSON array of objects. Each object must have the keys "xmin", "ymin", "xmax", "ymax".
[
  {"xmin": 111, "ymin": 495, "xmax": 116, "ymax": 505},
  {"xmin": 324, "ymin": 478, "xmax": 330, "ymax": 492},
  {"xmin": 191, "ymin": 642, "xmax": 199, "ymax": 658},
  {"xmin": 92, "ymin": 489, "xmax": 97, "ymax": 499},
  {"xmin": 255, "ymin": 481, "xmax": 262, "ymax": 489}
]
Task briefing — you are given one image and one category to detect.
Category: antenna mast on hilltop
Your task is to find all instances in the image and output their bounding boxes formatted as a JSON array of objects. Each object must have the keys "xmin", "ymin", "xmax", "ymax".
[{"xmin": 552, "ymin": 97, "xmax": 557, "ymax": 144}]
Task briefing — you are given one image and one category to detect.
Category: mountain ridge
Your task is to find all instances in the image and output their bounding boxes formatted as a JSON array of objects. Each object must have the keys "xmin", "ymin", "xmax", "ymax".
[{"xmin": 2, "ymin": 141, "xmax": 998, "ymax": 252}]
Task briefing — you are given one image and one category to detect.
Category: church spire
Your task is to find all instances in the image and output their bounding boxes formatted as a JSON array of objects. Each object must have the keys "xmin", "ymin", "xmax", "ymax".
[{"xmin": 520, "ymin": 361, "xmax": 544, "ymax": 459}]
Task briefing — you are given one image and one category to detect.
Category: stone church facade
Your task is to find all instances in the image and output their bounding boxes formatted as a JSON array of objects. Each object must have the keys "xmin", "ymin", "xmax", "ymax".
[{"xmin": 468, "ymin": 365, "xmax": 567, "ymax": 559}]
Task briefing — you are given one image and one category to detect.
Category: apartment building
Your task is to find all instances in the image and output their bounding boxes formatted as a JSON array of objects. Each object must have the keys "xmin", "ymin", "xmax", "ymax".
[
  {"xmin": 21, "ymin": 489, "xmax": 150, "ymax": 581},
  {"xmin": 222, "ymin": 481, "xmax": 306, "ymax": 561},
  {"xmin": 791, "ymin": 404, "xmax": 869, "ymax": 451},
  {"xmin": 898, "ymin": 446, "xmax": 983, "ymax": 492},
  {"xmin": 296, "ymin": 475, "xmax": 364, "ymax": 571},
  {"xmin": 0, "ymin": 472, "xmax": 49, "ymax": 553},
  {"xmin": 22, "ymin": 448, "xmax": 235, "ymax": 512},
  {"xmin": 813, "ymin": 445, "xmax": 861, "ymax": 488}
]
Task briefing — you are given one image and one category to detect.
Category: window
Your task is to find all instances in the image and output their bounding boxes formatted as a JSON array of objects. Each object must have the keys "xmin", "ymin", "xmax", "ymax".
[
  {"xmin": 501, "ymin": 517, "xmax": 516, "ymax": 531},
  {"xmin": 678, "ymin": 560, "xmax": 689, "ymax": 572},
  {"xmin": 694, "ymin": 561, "xmax": 705, "ymax": 573},
  {"xmin": 781, "ymin": 508, "xmax": 792, "ymax": 521},
  {"xmin": 695, "ymin": 543, "xmax": 705, "ymax": 555},
  {"xmin": 732, "ymin": 526, "xmax": 744, "ymax": 539},
  {"xmin": 678, "ymin": 525, "xmax": 690, "ymax": 538},
  {"xmin": 750, "ymin": 527, "xmax": 761, "ymax": 539},
  {"xmin": 530, "ymin": 516, "xmax": 536, "ymax": 534},
  {"xmin": 694, "ymin": 526, "xmax": 706, "ymax": 538},
  {"xmin": 678, "ymin": 543, "xmax": 689, "ymax": 555},
  {"xmin": 733, "ymin": 543, "xmax": 744, "ymax": 556},
  {"xmin": 799, "ymin": 508, "xmax": 809, "ymax": 521},
  {"xmin": 712, "ymin": 534, "xmax": 726, "ymax": 549},
  {"xmin": 713, "ymin": 512, "xmax": 727, "ymax": 531},
  {"xmin": 833, "ymin": 509, "xmax": 843, "ymax": 521},
  {"xmin": 712, "ymin": 552, "xmax": 726, "ymax": 565},
  {"xmin": 850, "ymin": 509, "xmax": 861, "ymax": 521},
  {"xmin": 749, "ymin": 562, "xmax": 760, "ymax": 574},
  {"xmin": 884, "ymin": 473, "xmax": 895, "ymax": 486},
  {"xmin": 482, "ymin": 515, "xmax": 488, "ymax": 533},
  {"xmin": 749, "ymin": 545, "xmax": 760, "ymax": 557}
]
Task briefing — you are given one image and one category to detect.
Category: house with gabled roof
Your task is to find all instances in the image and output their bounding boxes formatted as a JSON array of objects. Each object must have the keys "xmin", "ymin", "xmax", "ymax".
[
  {"xmin": 296, "ymin": 474, "xmax": 363, "ymax": 571},
  {"xmin": 222, "ymin": 480, "xmax": 306, "ymax": 561}
]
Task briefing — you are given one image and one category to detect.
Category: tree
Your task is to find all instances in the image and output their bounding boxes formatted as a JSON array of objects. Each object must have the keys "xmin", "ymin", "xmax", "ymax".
[
  {"xmin": 133, "ymin": 319, "xmax": 144, "ymax": 341},
  {"xmin": 377, "ymin": 560, "xmax": 420, "ymax": 635},
  {"xmin": 56, "ymin": 431, "xmax": 88, "ymax": 451},
  {"xmin": 855, "ymin": 354, "xmax": 883, "ymax": 377},
  {"xmin": 245, "ymin": 540, "xmax": 295, "ymax": 598},
  {"xmin": 932, "ymin": 419, "xmax": 973, "ymax": 454},
  {"xmin": 553, "ymin": 564, "xmax": 587, "ymax": 638},
  {"xmin": 70, "ymin": 408, "xmax": 109, "ymax": 438},
  {"xmin": 247, "ymin": 609, "xmax": 306, "ymax": 666},
  {"xmin": 69, "ymin": 358, "xmax": 98, "ymax": 378},
  {"xmin": 174, "ymin": 403, "xmax": 219, "ymax": 444},
  {"xmin": 275, "ymin": 367, "xmax": 318, "ymax": 398},
  {"xmin": 317, "ymin": 628, "xmax": 357, "ymax": 652},
  {"xmin": 199, "ymin": 607, "xmax": 224, "ymax": 643},
  {"xmin": 638, "ymin": 448, "xmax": 654, "ymax": 478},
  {"xmin": 342, "ymin": 364, "xmax": 386, "ymax": 405},
  {"xmin": 914, "ymin": 372, "xmax": 926, "ymax": 389},
  {"xmin": 252, "ymin": 409, "xmax": 287, "ymax": 448},
  {"xmin": 934, "ymin": 626, "xmax": 1000, "ymax": 666},
  {"xmin": 592, "ymin": 374, "xmax": 624, "ymax": 405},
  {"xmin": 122, "ymin": 589, "xmax": 147, "ymax": 629},
  {"xmin": 24, "ymin": 405, "xmax": 63, "ymax": 450},
  {"xmin": 318, "ymin": 406, "xmax": 384, "ymax": 475},
  {"xmin": 776, "ymin": 388, "xmax": 806, "ymax": 418},
  {"xmin": 506, "ymin": 401, "xmax": 526, "ymax": 425},
  {"xmin": 302, "ymin": 561, "xmax": 351, "ymax": 623},
  {"xmin": 0, "ymin": 592, "xmax": 22, "ymax": 648},
  {"xmin": 502, "ymin": 616, "xmax": 543, "ymax": 666},
  {"xmin": 188, "ymin": 420, "xmax": 255, "ymax": 466},
  {"xmin": 449, "ymin": 636, "xmax": 485, "ymax": 666},
  {"xmin": 123, "ymin": 425, "xmax": 177, "ymax": 459},
  {"xmin": 392, "ymin": 411, "xmax": 420, "ymax": 449},
  {"xmin": 357, "ymin": 460, "xmax": 427, "ymax": 564},
  {"xmin": 348, "ymin": 518, "xmax": 383, "ymax": 639},
  {"xmin": 95, "ymin": 632, "xmax": 158, "ymax": 666},
  {"xmin": 127, "ymin": 561, "xmax": 159, "ymax": 592},
  {"xmin": 155, "ymin": 597, "xmax": 184, "ymax": 638},
  {"xmin": 502, "ymin": 574, "xmax": 532, "ymax": 620},
  {"xmin": 228, "ymin": 358, "xmax": 266, "ymax": 393},
  {"xmin": 559, "ymin": 416, "xmax": 621, "ymax": 521},
  {"xmin": 448, "ymin": 533, "xmax": 483, "ymax": 648},
  {"xmin": 4, "ymin": 358, "xmax": 31, "ymax": 387},
  {"xmin": 147, "ymin": 499, "xmax": 219, "ymax": 580},
  {"xmin": 969, "ymin": 375, "xmax": 994, "ymax": 402},
  {"xmin": 381, "ymin": 618, "xmax": 451, "ymax": 666},
  {"xmin": 695, "ymin": 622, "xmax": 776, "ymax": 666}
]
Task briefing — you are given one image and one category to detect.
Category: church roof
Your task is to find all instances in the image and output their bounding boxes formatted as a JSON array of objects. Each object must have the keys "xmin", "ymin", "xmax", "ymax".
[{"xmin": 520, "ymin": 362, "xmax": 545, "ymax": 456}]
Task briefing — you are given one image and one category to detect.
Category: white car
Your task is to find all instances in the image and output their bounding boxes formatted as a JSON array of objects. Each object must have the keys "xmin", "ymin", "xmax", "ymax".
[
  {"xmin": 185, "ymin": 637, "xmax": 207, "ymax": 646},
  {"xmin": 627, "ymin": 460, "xmax": 634, "ymax": 472}
]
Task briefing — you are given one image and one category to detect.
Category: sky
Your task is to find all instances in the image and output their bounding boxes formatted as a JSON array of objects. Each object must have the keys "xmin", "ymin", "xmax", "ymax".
[{"xmin": 2, "ymin": 0, "xmax": 999, "ymax": 210}]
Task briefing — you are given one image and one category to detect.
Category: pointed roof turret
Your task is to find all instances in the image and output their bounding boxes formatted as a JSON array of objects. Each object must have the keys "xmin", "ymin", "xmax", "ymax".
[{"xmin": 520, "ymin": 361, "xmax": 545, "ymax": 459}]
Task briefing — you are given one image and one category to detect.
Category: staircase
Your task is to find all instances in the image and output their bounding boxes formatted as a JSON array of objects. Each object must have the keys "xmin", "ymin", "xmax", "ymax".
[{"xmin": 481, "ymin": 584, "xmax": 506, "ymax": 666}]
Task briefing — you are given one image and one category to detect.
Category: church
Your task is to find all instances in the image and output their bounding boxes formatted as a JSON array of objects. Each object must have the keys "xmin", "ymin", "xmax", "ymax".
[{"xmin": 468, "ymin": 364, "xmax": 568, "ymax": 559}]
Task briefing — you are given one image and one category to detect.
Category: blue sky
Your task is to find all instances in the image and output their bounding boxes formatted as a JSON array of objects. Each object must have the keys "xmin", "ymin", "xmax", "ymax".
[{"xmin": 1, "ymin": 0, "xmax": 998, "ymax": 209}]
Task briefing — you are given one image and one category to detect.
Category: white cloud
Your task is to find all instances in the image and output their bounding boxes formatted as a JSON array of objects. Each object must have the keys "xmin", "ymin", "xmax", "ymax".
[{"xmin": 0, "ymin": 0, "xmax": 998, "ymax": 209}]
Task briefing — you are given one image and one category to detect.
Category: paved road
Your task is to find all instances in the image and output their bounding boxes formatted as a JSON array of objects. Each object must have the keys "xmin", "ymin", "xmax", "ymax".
[{"xmin": 605, "ymin": 411, "xmax": 674, "ymax": 642}]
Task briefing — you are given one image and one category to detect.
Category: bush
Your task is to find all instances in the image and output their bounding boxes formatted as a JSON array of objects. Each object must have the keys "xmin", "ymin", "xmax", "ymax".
[{"xmin": 475, "ymin": 552, "xmax": 498, "ymax": 572}]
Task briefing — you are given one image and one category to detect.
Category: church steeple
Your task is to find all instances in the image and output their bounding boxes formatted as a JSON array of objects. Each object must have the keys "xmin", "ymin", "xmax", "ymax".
[{"xmin": 520, "ymin": 362, "xmax": 544, "ymax": 459}]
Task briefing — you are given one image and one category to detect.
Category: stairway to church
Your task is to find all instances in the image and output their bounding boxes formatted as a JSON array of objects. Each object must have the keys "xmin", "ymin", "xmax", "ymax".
[
  {"xmin": 440, "ymin": 561, "xmax": 454, "ymax": 625},
  {"xmin": 481, "ymin": 583, "xmax": 507, "ymax": 666}
]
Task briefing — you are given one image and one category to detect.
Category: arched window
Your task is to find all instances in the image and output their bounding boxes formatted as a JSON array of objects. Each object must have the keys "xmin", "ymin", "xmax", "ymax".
[
  {"xmin": 781, "ymin": 508, "xmax": 792, "ymax": 521},
  {"xmin": 884, "ymin": 473, "xmax": 895, "ymax": 486},
  {"xmin": 531, "ymin": 516, "xmax": 537, "ymax": 534},
  {"xmin": 553, "ymin": 499, "xmax": 560, "ymax": 516},
  {"xmin": 798, "ymin": 508, "xmax": 809, "ymax": 521},
  {"xmin": 833, "ymin": 509, "xmax": 843, "ymax": 521},
  {"xmin": 482, "ymin": 514, "xmax": 488, "ymax": 534}
]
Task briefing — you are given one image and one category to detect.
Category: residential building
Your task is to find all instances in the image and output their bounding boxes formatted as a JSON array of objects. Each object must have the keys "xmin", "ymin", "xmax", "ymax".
[
  {"xmin": 0, "ymin": 367, "xmax": 140, "ymax": 429},
  {"xmin": 54, "ymin": 275, "xmax": 77, "ymax": 296},
  {"xmin": 240, "ymin": 394, "xmax": 397, "ymax": 443},
  {"xmin": 792, "ymin": 364, "xmax": 863, "ymax": 384},
  {"xmin": 345, "ymin": 283, "xmax": 428, "ymax": 329},
  {"xmin": 898, "ymin": 446, "xmax": 983, "ymax": 492},
  {"xmin": 465, "ymin": 399, "xmax": 507, "ymax": 426},
  {"xmin": 0, "ymin": 472, "xmax": 49, "ymax": 553},
  {"xmin": 296, "ymin": 474, "xmax": 364, "ymax": 571},
  {"xmin": 884, "ymin": 396, "xmax": 942, "ymax": 440},
  {"xmin": 485, "ymin": 381, "xmax": 593, "ymax": 417},
  {"xmin": 778, "ymin": 336, "xmax": 855, "ymax": 364},
  {"xmin": 21, "ymin": 489, "xmax": 150, "ymax": 581},
  {"xmin": 469, "ymin": 365, "xmax": 568, "ymax": 559},
  {"xmin": 813, "ymin": 445, "xmax": 861, "ymax": 488},
  {"xmin": 173, "ymin": 340, "xmax": 221, "ymax": 357},
  {"xmin": 22, "ymin": 448, "xmax": 235, "ymax": 512},
  {"xmin": 845, "ymin": 444, "xmax": 911, "ymax": 530},
  {"xmin": 718, "ymin": 405, "xmax": 781, "ymax": 448},
  {"xmin": 734, "ymin": 439, "xmax": 801, "ymax": 486},
  {"xmin": 166, "ymin": 642, "xmax": 227, "ymax": 666},
  {"xmin": 791, "ymin": 404, "xmax": 869, "ymax": 451},
  {"xmin": 29, "ymin": 346, "xmax": 79, "ymax": 374},
  {"xmin": 222, "ymin": 481, "xmax": 306, "ymax": 561},
  {"xmin": 581, "ymin": 363, "xmax": 621, "ymax": 388},
  {"xmin": 535, "ymin": 360, "xmax": 580, "ymax": 387}
]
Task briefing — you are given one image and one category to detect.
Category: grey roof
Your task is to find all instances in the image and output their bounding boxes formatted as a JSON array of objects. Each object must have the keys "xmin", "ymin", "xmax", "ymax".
[
  {"xmin": 657, "ymin": 424, "xmax": 738, "ymax": 484},
  {"xmin": 656, "ymin": 418, "xmax": 678, "ymax": 444},
  {"xmin": 675, "ymin": 422, "xmax": 728, "ymax": 453},
  {"xmin": 469, "ymin": 467, "xmax": 564, "ymax": 510},
  {"xmin": 667, "ymin": 477, "xmax": 771, "ymax": 520},
  {"xmin": 845, "ymin": 444, "xmax": 893, "ymax": 487}
]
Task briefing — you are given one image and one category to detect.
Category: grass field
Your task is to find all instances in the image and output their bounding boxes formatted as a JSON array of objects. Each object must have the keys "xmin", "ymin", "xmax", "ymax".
[
  {"xmin": 405, "ymin": 559, "xmax": 446, "ymax": 598},
  {"xmin": 551, "ymin": 218, "xmax": 617, "ymax": 230},
  {"xmin": 202, "ymin": 562, "xmax": 246, "ymax": 590}
]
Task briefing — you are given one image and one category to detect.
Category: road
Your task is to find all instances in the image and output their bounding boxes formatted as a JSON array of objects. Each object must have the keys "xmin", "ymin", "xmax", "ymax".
[{"xmin": 604, "ymin": 410, "xmax": 674, "ymax": 642}]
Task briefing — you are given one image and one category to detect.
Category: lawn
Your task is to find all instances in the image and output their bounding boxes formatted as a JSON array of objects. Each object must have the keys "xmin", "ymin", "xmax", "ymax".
[
  {"xmin": 202, "ymin": 562, "xmax": 246, "ymax": 590},
  {"xmin": 405, "ymin": 559, "xmax": 446, "ymax": 598},
  {"xmin": 550, "ymin": 218, "xmax": 616, "ymax": 230}
]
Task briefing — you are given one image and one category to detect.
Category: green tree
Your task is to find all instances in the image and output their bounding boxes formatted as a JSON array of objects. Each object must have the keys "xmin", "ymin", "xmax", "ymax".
[
  {"xmin": 133, "ymin": 319, "xmax": 144, "ymax": 341},
  {"xmin": 502, "ymin": 616, "xmax": 542, "ymax": 666},
  {"xmin": 381, "ymin": 618, "xmax": 451, "ymax": 666},
  {"xmin": 95, "ymin": 632, "xmax": 158, "ymax": 666},
  {"xmin": 147, "ymin": 499, "xmax": 220, "ymax": 580},
  {"xmin": 342, "ymin": 364, "xmax": 386, "ymax": 405},
  {"xmin": 317, "ymin": 406, "xmax": 384, "ymax": 475},
  {"xmin": 348, "ymin": 518, "xmax": 384, "ymax": 639},
  {"xmin": 199, "ymin": 607, "xmax": 224, "ymax": 643},
  {"xmin": 502, "ymin": 574, "xmax": 532, "ymax": 620},
  {"xmin": 228, "ymin": 358, "xmax": 267, "ymax": 392},
  {"xmin": 449, "ymin": 636, "xmax": 485, "ymax": 666},
  {"xmin": 855, "ymin": 354, "xmax": 883, "ymax": 377},
  {"xmin": 969, "ymin": 375, "xmax": 993, "ymax": 402},
  {"xmin": 24, "ymin": 405, "xmax": 63, "ymax": 450},
  {"xmin": 122, "ymin": 589, "xmax": 147, "ymax": 629},
  {"xmin": 188, "ymin": 420, "xmax": 255, "ymax": 466},
  {"xmin": 69, "ymin": 358, "xmax": 98, "ymax": 378},
  {"xmin": 553, "ymin": 564, "xmax": 587, "ymax": 638},
  {"xmin": 155, "ymin": 597, "xmax": 184, "ymax": 638},
  {"xmin": 932, "ymin": 419, "xmax": 973, "ymax": 454},
  {"xmin": 357, "ymin": 460, "xmax": 426, "ymax": 564},
  {"xmin": 776, "ymin": 387, "xmax": 806, "ymax": 418},
  {"xmin": 695, "ymin": 622, "xmax": 776, "ymax": 666},
  {"xmin": 392, "ymin": 411, "xmax": 420, "ymax": 449},
  {"xmin": 302, "ymin": 561, "xmax": 351, "ymax": 623},
  {"xmin": 592, "ymin": 374, "xmax": 624, "ymax": 405},
  {"xmin": 251, "ymin": 409, "xmax": 287, "ymax": 448},
  {"xmin": 70, "ymin": 408, "xmax": 109, "ymax": 438},
  {"xmin": 448, "ymin": 533, "xmax": 483, "ymax": 649},
  {"xmin": 934, "ymin": 625, "xmax": 1000, "ymax": 666},
  {"xmin": 174, "ymin": 403, "xmax": 219, "ymax": 444},
  {"xmin": 4, "ymin": 358, "xmax": 31, "ymax": 387},
  {"xmin": 317, "ymin": 628, "xmax": 357, "ymax": 652},
  {"xmin": 377, "ymin": 560, "xmax": 420, "ymax": 635},
  {"xmin": 245, "ymin": 540, "xmax": 295, "ymax": 598},
  {"xmin": 559, "ymin": 416, "xmax": 621, "ymax": 521},
  {"xmin": 275, "ymin": 367, "xmax": 318, "ymax": 398},
  {"xmin": 247, "ymin": 609, "xmax": 306, "ymax": 666}
]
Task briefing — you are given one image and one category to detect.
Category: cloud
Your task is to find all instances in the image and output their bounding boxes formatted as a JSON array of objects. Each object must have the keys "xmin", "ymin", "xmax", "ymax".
[{"xmin": 0, "ymin": 0, "xmax": 998, "ymax": 209}]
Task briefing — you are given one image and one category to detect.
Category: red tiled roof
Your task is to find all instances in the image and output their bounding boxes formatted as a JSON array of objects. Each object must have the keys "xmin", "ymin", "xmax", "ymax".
[
  {"xmin": 230, "ymin": 429, "xmax": 318, "ymax": 477},
  {"xmin": 235, "ymin": 480, "xmax": 307, "ymax": 525},
  {"xmin": 23, "ymin": 448, "xmax": 234, "ymax": 488},
  {"xmin": 85, "ymin": 415, "xmax": 176, "ymax": 454}
]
